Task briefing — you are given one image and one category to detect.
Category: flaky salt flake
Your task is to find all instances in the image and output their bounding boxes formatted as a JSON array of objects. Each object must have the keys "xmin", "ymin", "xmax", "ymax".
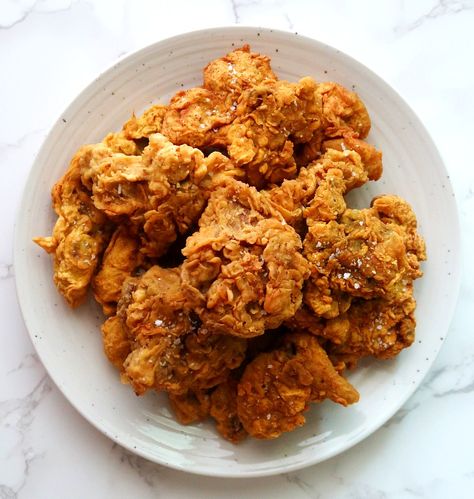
[
  {"xmin": 376, "ymin": 325, "xmax": 382, "ymax": 330},
  {"xmin": 154, "ymin": 319, "xmax": 163, "ymax": 327},
  {"xmin": 354, "ymin": 282, "xmax": 360, "ymax": 289},
  {"xmin": 199, "ymin": 123, "xmax": 206, "ymax": 129},
  {"xmin": 343, "ymin": 272, "xmax": 351, "ymax": 279}
]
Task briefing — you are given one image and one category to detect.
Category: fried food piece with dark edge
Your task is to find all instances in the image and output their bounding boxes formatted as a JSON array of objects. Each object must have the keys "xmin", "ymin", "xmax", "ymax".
[
  {"xmin": 182, "ymin": 177, "xmax": 310, "ymax": 338},
  {"xmin": 168, "ymin": 390, "xmax": 211, "ymax": 424},
  {"xmin": 237, "ymin": 332, "xmax": 359, "ymax": 439},
  {"xmin": 210, "ymin": 379, "xmax": 247, "ymax": 443}
]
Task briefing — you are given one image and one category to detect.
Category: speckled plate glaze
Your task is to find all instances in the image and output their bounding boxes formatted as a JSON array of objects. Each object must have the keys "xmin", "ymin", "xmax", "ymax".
[{"xmin": 14, "ymin": 26, "xmax": 460, "ymax": 477}]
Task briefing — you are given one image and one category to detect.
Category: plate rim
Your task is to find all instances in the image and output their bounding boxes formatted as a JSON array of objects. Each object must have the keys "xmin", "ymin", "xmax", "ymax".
[{"xmin": 13, "ymin": 25, "xmax": 462, "ymax": 477}]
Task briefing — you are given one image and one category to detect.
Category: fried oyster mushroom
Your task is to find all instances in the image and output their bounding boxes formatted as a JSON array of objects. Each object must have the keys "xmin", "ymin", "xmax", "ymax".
[
  {"xmin": 181, "ymin": 177, "xmax": 310, "ymax": 338},
  {"xmin": 237, "ymin": 332, "xmax": 359, "ymax": 439},
  {"xmin": 33, "ymin": 145, "xmax": 113, "ymax": 307},
  {"xmin": 303, "ymin": 195, "xmax": 426, "ymax": 318},
  {"xmin": 104, "ymin": 265, "xmax": 247, "ymax": 396}
]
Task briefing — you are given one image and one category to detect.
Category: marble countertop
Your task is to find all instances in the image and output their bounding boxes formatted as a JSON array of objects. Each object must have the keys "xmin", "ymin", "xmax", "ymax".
[{"xmin": 1, "ymin": 1, "xmax": 473, "ymax": 498}]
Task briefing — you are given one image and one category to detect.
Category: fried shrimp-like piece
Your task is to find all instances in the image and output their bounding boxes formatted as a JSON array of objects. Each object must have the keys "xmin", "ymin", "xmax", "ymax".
[
  {"xmin": 168, "ymin": 390, "xmax": 211, "ymax": 424},
  {"xmin": 33, "ymin": 145, "xmax": 113, "ymax": 307},
  {"xmin": 226, "ymin": 77, "xmax": 323, "ymax": 186},
  {"xmin": 210, "ymin": 379, "xmax": 247, "ymax": 443},
  {"xmin": 237, "ymin": 332, "xmax": 359, "ymax": 439},
  {"xmin": 92, "ymin": 226, "xmax": 143, "ymax": 315},
  {"xmin": 182, "ymin": 178, "xmax": 310, "ymax": 338},
  {"xmin": 327, "ymin": 294, "xmax": 418, "ymax": 369}
]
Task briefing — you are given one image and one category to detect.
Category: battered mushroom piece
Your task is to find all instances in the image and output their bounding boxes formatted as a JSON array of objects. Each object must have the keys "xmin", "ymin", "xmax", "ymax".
[
  {"xmin": 102, "ymin": 131, "xmax": 142, "ymax": 155},
  {"xmin": 264, "ymin": 144, "xmax": 382, "ymax": 231},
  {"xmin": 226, "ymin": 77, "xmax": 323, "ymax": 186},
  {"xmin": 122, "ymin": 104, "xmax": 168, "ymax": 140},
  {"xmin": 317, "ymin": 81, "xmax": 371, "ymax": 139},
  {"xmin": 322, "ymin": 133, "xmax": 382, "ymax": 183},
  {"xmin": 161, "ymin": 45, "xmax": 277, "ymax": 150},
  {"xmin": 210, "ymin": 379, "xmax": 247, "ymax": 443},
  {"xmin": 117, "ymin": 265, "xmax": 193, "ymax": 341},
  {"xmin": 327, "ymin": 294, "xmax": 418, "ymax": 369},
  {"xmin": 123, "ymin": 326, "xmax": 247, "ymax": 396},
  {"xmin": 161, "ymin": 87, "xmax": 236, "ymax": 148},
  {"xmin": 285, "ymin": 305, "xmax": 350, "ymax": 345},
  {"xmin": 304, "ymin": 195, "xmax": 425, "ymax": 308},
  {"xmin": 92, "ymin": 226, "xmax": 143, "ymax": 316},
  {"xmin": 33, "ymin": 145, "xmax": 113, "ymax": 307},
  {"xmin": 101, "ymin": 315, "xmax": 131, "ymax": 371},
  {"xmin": 168, "ymin": 390, "xmax": 211, "ymax": 424},
  {"xmin": 203, "ymin": 44, "xmax": 277, "ymax": 95},
  {"xmin": 236, "ymin": 332, "xmax": 359, "ymax": 439},
  {"xmin": 182, "ymin": 178, "xmax": 310, "ymax": 338},
  {"xmin": 83, "ymin": 133, "xmax": 240, "ymax": 257}
]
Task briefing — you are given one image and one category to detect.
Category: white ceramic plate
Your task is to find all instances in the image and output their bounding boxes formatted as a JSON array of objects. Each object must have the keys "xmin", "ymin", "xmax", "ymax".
[{"xmin": 14, "ymin": 27, "xmax": 460, "ymax": 477}]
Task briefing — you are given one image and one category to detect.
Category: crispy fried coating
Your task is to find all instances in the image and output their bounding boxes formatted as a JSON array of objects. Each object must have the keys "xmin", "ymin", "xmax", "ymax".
[
  {"xmin": 122, "ymin": 104, "xmax": 168, "ymax": 140},
  {"xmin": 203, "ymin": 44, "xmax": 277, "ymax": 95},
  {"xmin": 317, "ymin": 82, "xmax": 371, "ymax": 139},
  {"xmin": 237, "ymin": 332, "xmax": 359, "ymax": 439},
  {"xmin": 304, "ymin": 195, "xmax": 425, "ymax": 308},
  {"xmin": 93, "ymin": 226, "xmax": 142, "ymax": 315},
  {"xmin": 117, "ymin": 265, "xmax": 193, "ymax": 341},
  {"xmin": 210, "ymin": 379, "xmax": 247, "ymax": 443},
  {"xmin": 322, "ymin": 133, "xmax": 382, "ymax": 183},
  {"xmin": 263, "ymin": 144, "xmax": 381, "ymax": 232},
  {"xmin": 168, "ymin": 390, "xmax": 211, "ymax": 424},
  {"xmin": 101, "ymin": 315, "xmax": 131, "ymax": 370},
  {"xmin": 34, "ymin": 145, "xmax": 112, "ymax": 307},
  {"xmin": 124, "ymin": 326, "xmax": 247, "ymax": 396},
  {"xmin": 182, "ymin": 178, "xmax": 310, "ymax": 338},
  {"xmin": 83, "ymin": 133, "xmax": 239, "ymax": 257},
  {"xmin": 161, "ymin": 45, "xmax": 277, "ymax": 150},
  {"xmin": 226, "ymin": 77, "xmax": 323, "ymax": 186},
  {"xmin": 327, "ymin": 294, "xmax": 417, "ymax": 368},
  {"xmin": 161, "ymin": 87, "xmax": 235, "ymax": 148}
]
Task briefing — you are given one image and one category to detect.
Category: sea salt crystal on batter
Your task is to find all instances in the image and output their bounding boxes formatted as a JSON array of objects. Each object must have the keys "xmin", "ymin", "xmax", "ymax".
[
  {"xmin": 354, "ymin": 282, "xmax": 360, "ymax": 289},
  {"xmin": 154, "ymin": 319, "xmax": 163, "ymax": 327}
]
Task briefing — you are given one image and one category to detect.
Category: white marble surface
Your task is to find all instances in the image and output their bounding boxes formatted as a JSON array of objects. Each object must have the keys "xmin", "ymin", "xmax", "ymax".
[{"xmin": 1, "ymin": 0, "xmax": 473, "ymax": 497}]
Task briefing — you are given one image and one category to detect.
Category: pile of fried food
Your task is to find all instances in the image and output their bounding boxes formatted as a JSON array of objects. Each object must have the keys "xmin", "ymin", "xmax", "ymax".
[{"xmin": 34, "ymin": 45, "xmax": 426, "ymax": 442}]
